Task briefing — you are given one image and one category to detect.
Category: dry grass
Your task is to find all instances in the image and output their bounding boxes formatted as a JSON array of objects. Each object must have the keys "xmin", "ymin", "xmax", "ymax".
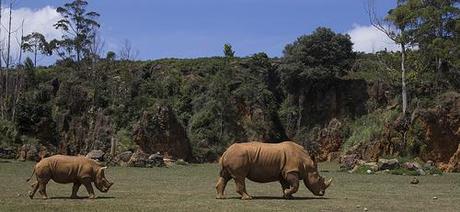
[{"xmin": 0, "ymin": 160, "xmax": 458, "ymax": 211}]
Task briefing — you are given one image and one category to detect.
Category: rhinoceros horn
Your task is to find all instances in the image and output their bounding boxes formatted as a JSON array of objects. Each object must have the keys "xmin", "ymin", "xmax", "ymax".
[
  {"xmin": 325, "ymin": 178, "xmax": 333, "ymax": 189},
  {"xmin": 101, "ymin": 166, "xmax": 107, "ymax": 170}
]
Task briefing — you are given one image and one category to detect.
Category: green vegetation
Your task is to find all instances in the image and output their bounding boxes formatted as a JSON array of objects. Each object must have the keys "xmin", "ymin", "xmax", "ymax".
[
  {"xmin": 0, "ymin": 161, "xmax": 459, "ymax": 212},
  {"xmin": 342, "ymin": 109, "xmax": 399, "ymax": 152},
  {"xmin": 1, "ymin": 0, "xmax": 459, "ymax": 162}
]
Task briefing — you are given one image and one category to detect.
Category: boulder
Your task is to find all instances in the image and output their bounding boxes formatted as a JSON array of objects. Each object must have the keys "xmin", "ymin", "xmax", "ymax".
[
  {"xmin": 112, "ymin": 151, "xmax": 133, "ymax": 166},
  {"xmin": 364, "ymin": 162, "xmax": 379, "ymax": 172},
  {"xmin": 416, "ymin": 168, "xmax": 426, "ymax": 176},
  {"xmin": 18, "ymin": 144, "xmax": 39, "ymax": 161},
  {"xmin": 133, "ymin": 105, "xmax": 192, "ymax": 161},
  {"xmin": 127, "ymin": 149, "xmax": 150, "ymax": 167},
  {"xmin": 148, "ymin": 152, "xmax": 165, "ymax": 167},
  {"xmin": 339, "ymin": 154, "xmax": 360, "ymax": 170},
  {"xmin": 402, "ymin": 162, "xmax": 422, "ymax": 171},
  {"xmin": 127, "ymin": 149, "xmax": 165, "ymax": 168},
  {"xmin": 86, "ymin": 150, "xmax": 105, "ymax": 161},
  {"xmin": 327, "ymin": 151, "xmax": 341, "ymax": 162},
  {"xmin": 0, "ymin": 147, "xmax": 16, "ymax": 159},
  {"xmin": 378, "ymin": 158, "xmax": 400, "ymax": 170}
]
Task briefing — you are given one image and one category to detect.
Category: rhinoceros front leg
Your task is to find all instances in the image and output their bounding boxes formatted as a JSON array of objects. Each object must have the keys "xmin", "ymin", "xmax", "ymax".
[
  {"xmin": 235, "ymin": 178, "xmax": 252, "ymax": 200},
  {"xmin": 71, "ymin": 182, "xmax": 81, "ymax": 199},
  {"xmin": 280, "ymin": 179, "xmax": 293, "ymax": 199},
  {"xmin": 283, "ymin": 172, "xmax": 299, "ymax": 199},
  {"xmin": 28, "ymin": 181, "xmax": 39, "ymax": 199},
  {"xmin": 37, "ymin": 180, "xmax": 49, "ymax": 200},
  {"xmin": 82, "ymin": 178, "xmax": 96, "ymax": 199}
]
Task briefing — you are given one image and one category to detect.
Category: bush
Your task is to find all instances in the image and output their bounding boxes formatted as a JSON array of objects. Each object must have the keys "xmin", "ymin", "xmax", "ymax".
[
  {"xmin": 0, "ymin": 119, "xmax": 18, "ymax": 147},
  {"xmin": 342, "ymin": 109, "xmax": 399, "ymax": 152},
  {"xmin": 389, "ymin": 167, "xmax": 419, "ymax": 176}
]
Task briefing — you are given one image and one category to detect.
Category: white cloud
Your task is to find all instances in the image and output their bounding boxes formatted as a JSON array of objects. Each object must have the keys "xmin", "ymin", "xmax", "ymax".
[
  {"xmin": 347, "ymin": 24, "xmax": 399, "ymax": 53},
  {"xmin": 0, "ymin": 6, "xmax": 62, "ymax": 65}
]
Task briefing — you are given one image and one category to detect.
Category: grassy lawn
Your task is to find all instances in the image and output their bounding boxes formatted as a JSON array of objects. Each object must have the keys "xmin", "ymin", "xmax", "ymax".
[{"xmin": 0, "ymin": 160, "xmax": 459, "ymax": 212}]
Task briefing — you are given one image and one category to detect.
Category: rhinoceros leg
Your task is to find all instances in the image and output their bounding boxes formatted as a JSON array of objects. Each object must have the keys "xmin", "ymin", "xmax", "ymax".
[
  {"xmin": 216, "ymin": 168, "xmax": 231, "ymax": 199},
  {"xmin": 235, "ymin": 178, "xmax": 252, "ymax": 200},
  {"xmin": 71, "ymin": 182, "xmax": 81, "ymax": 199},
  {"xmin": 28, "ymin": 181, "xmax": 39, "ymax": 199},
  {"xmin": 280, "ymin": 179, "xmax": 293, "ymax": 199},
  {"xmin": 283, "ymin": 172, "xmax": 299, "ymax": 199},
  {"xmin": 216, "ymin": 177, "xmax": 230, "ymax": 199},
  {"xmin": 82, "ymin": 178, "xmax": 96, "ymax": 199},
  {"xmin": 37, "ymin": 180, "xmax": 49, "ymax": 199}
]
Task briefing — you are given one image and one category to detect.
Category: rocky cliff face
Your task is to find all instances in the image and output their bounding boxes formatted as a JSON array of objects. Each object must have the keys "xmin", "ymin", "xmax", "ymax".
[
  {"xmin": 132, "ymin": 104, "xmax": 192, "ymax": 161},
  {"xmin": 283, "ymin": 78, "xmax": 368, "ymax": 138},
  {"xmin": 57, "ymin": 110, "xmax": 114, "ymax": 156},
  {"xmin": 417, "ymin": 92, "xmax": 460, "ymax": 167}
]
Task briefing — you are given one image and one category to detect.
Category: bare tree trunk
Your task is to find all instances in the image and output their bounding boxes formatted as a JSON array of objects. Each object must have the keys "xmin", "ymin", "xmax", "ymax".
[
  {"xmin": 401, "ymin": 43, "xmax": 407, "ymax": 115},
  {"xmin": 17, "ymin": 19, "xmax": 24, "ymax": 65},
  {"xmin": 0, "ymin": 0, "xmax": 3, "ymax": 119},
  {"xmin": 110, "ymin": 137, "xmax": 117, "ymax": 156},
  {"xmin": 6, "ymin": 1, "xmax": 12, "ymax": 69},
  {"xmin": 34, "ymin": 45, "xmax": 37, "ymax": 67},
  {"xmin": 296, "ymin": 93, "xmax": 305, "ymax": 136}
]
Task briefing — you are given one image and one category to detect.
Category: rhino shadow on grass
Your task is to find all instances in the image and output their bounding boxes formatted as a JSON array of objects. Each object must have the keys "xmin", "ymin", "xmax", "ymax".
[
  {"xmin": 47, "ymin": 196, "xmax": 115, "ymax": 200},
  {"xmin": 226, "ymin": 196, "xmax": 330, "ymax": 200}
]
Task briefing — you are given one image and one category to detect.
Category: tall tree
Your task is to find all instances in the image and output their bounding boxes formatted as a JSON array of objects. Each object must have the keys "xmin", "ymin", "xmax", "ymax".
[
  {"xmin": 410, "ymin": 0, "xmax": 460, "ymax": 73},
  {"xmin": 280, "ymin": 27, "xmax": 355, "ymax": 136},
  {"xmin": 5, "ymin": 0, "xmax": 13, "ymax": 69},
  {"xmin": 119, "ymin": 39, "xmax": 138, "ymax": 61},
  {"xmin": 223, "ymin": 43, "xmax": 235, "ymax": 58},
  {"xmin": 368, "ymin": 0, "xmax": 416, "ymax": 115},
  {"xmin": 51, "ymin": 0, "xmax": 100, "ymax": 65},
  {"xmin": 21, "ymin": 32, "xmax": 51, "ymax": 67}
]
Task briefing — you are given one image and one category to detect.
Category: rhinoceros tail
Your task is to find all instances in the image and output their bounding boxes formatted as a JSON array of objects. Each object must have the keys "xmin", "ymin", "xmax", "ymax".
[{"xmin": 26, "ymin": 167, "xmax": 36, "ymax": 182}]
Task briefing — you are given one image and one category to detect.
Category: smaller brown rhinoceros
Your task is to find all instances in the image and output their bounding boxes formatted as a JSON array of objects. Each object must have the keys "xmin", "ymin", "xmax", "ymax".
[
  {"xmin": 216, "ymin": 141, "xmax": 332, "ymax": 200},
  {"xmin": 26, "ymin": 155, "xmax": 114, "ymax": 199}
]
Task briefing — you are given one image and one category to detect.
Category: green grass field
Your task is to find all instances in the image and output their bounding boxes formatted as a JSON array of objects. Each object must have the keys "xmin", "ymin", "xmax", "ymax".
[{"xmin": 0, "ymin": 160, "xmax": 458, "ymax": 212}]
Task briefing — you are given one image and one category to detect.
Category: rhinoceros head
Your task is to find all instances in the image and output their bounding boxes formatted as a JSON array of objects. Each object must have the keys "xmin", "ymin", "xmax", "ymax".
[
  {"xmin": 304, "ymin": 172, "xmax": 332, "ymax": 196},
  {"xmin": 95, "ymin": 167, "xmax": 114, "ymax": 193}
]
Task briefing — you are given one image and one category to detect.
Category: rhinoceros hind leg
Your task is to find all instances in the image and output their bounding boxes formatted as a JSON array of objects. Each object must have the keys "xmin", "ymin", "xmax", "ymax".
[
  {"xmin": 235, "ymin": 178, "xmax": 252, "ymax": 200},
  {"xmin": 82, "ymin": 178, "xmax": 96, "ymax": 199},
  {"xmin": 216, "ymin": 168, "xmax": 231, "ymax": 199},
  {"xmin": 71, "ymin": 182, "xmax": 81, "ymax": 199},
  {"xmin": 283, "ymin": 172, "xmax": 299, "ymax": 199},
  {"xmin": 216, "ymin": 177, "xmax": 230, "ymax": 199},
  {"xmin": 28, "ymin": 182, "xmax": 39, "ymax": 199}
]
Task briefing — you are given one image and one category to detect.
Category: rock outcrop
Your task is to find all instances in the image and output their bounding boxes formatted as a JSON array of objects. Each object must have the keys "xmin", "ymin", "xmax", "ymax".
[
  {"xmin": 416, "ymin": 92, "xmax": 460, "ymax": 166},
  {"xmin": 313, "ymin": 119, "xmax": 344, "ymax": 161},
  {"xmin": 133, "ymin": 104, "xmax": 192, "ymax": 161}
]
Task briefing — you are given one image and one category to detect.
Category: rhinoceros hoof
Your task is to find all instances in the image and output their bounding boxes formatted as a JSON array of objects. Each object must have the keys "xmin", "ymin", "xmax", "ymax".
[
  {"xmin": 216, "ymin": 195, "xmax": 226, "ymax": 199},
  {"xmin": 284, "ymin": 194, "xmax": 294, "ymax": 199},
  {"xmin": 241, "ymin": 195, "xmax": 253, "ymax": 200},
  {"xmin": 70, "ymin": 195, "xmax": 80, "ymax": 199},
  {"xmin": 88, "ymin": 195, "xmax": 96, "ymax": 199},
  {"xmin": 28, "ymin": 191, "xmax": 33, "ymax": 199}
]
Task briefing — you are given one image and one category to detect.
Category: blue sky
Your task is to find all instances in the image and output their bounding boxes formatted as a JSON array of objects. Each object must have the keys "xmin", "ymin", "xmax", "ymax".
[{"xmin": 11, "ymin": 0, "xmax": 396, "ymax": 61}]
